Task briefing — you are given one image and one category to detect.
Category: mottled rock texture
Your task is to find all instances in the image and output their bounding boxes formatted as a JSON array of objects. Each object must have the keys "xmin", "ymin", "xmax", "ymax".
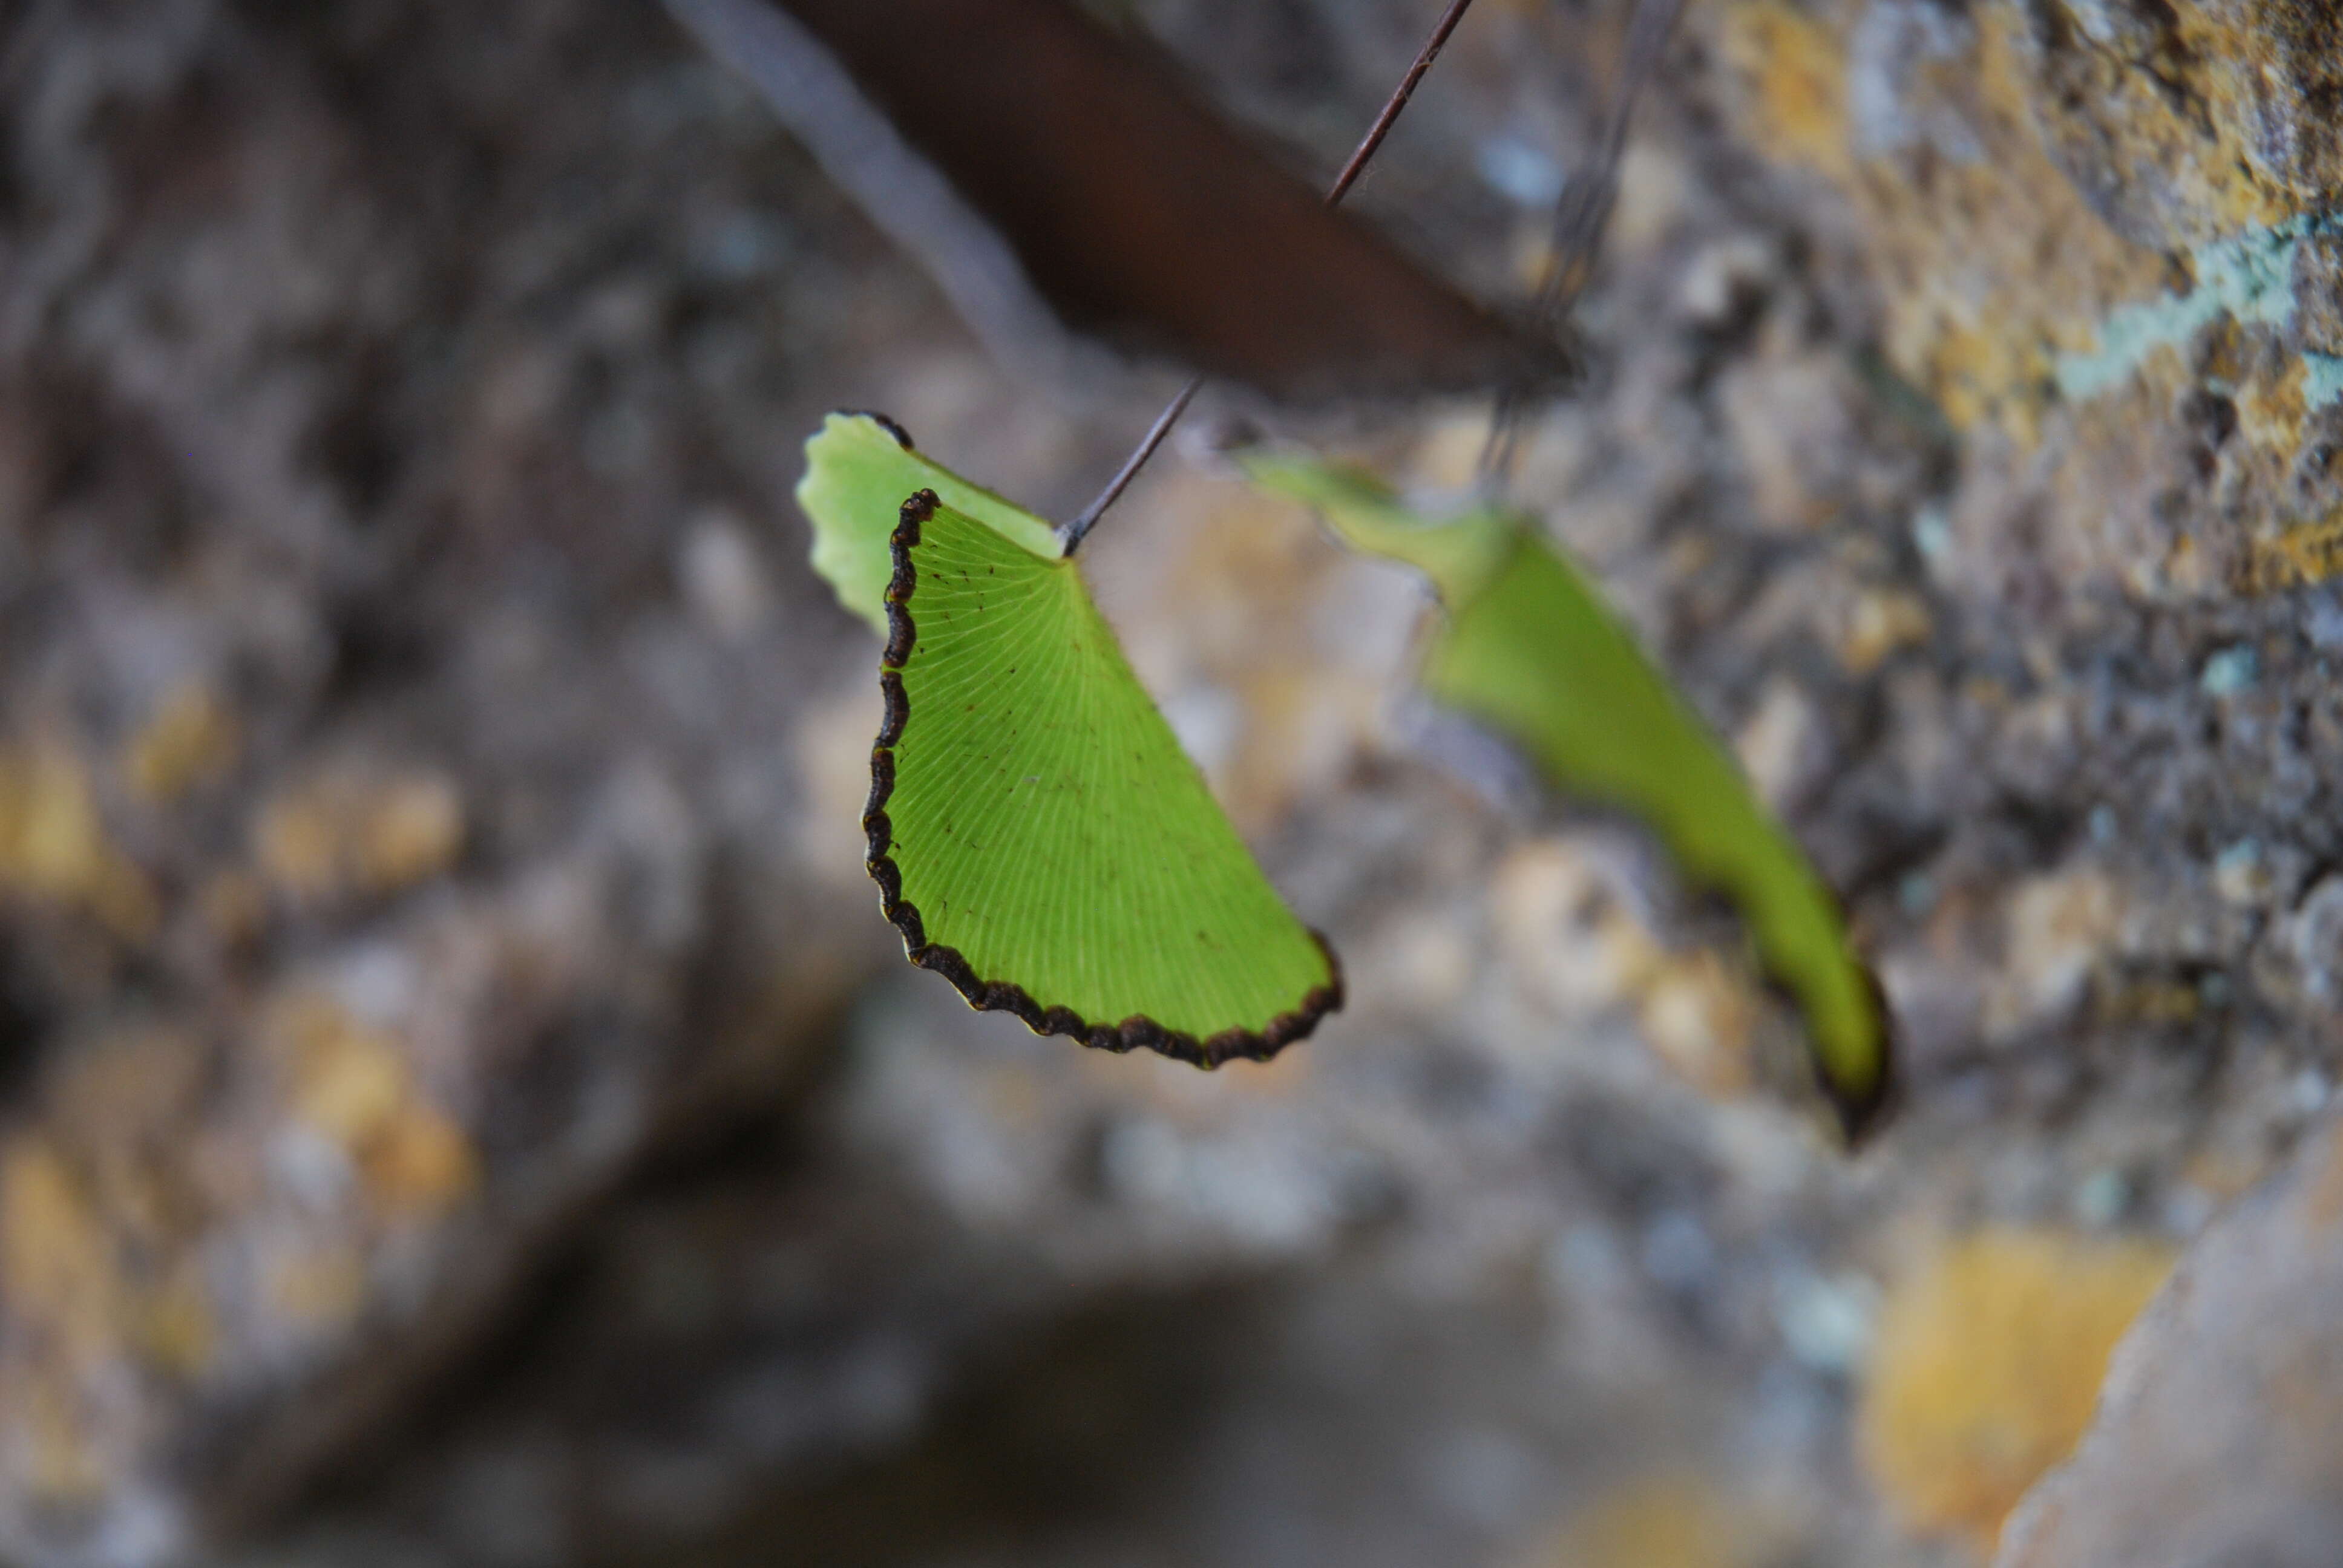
[
  {"xmin": 1714, "ymin": 0, "xmax": 2343, "ymax": 600},
  {"xmin": 1996, "ymin": 1106, "xmax": 2343, "ymax": 1568},
  {"xmin": 0, "ymin": 1, "xmax": 903, "ymax": 1559},
  {"xmin": 1856, "ymin": 1227, "xmax": 2173, "ymax": 1546},
  {"xmin": 2, "ymin": 0, "xmax": 2341, "ymax": 1564}
]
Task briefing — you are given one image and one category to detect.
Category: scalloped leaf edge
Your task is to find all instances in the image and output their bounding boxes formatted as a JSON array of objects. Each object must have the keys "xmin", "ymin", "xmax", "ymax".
[{"xmin": 860, "ymin": 488, "xmax": 1344, "ymax": 1068}]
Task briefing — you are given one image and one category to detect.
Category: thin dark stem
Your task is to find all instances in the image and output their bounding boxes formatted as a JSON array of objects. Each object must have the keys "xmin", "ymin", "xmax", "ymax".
[
  {"xmin": 1060, "ymin": 0, "xmax": 1481, "ymax": 554},
  {"xmin": 1058, "ymin": 376, "xmax": 1201, "ymax": 551},
  {"xmin": 1326, "ymin": 0, "xmax": 1478, "ymax": 205},
  {"xmin": 1477, "ymin": 0, "xmax": 1682, "ymax": 491},
  {"xmin": 1527, "ymin": 0, "xmax": 1679, "ymax": 333}
]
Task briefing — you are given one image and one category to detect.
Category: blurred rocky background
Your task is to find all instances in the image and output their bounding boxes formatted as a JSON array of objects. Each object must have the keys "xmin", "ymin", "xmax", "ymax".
[{"xmin": 2, "ymin": 0, "xmax": 2341, "ymax": 1565}]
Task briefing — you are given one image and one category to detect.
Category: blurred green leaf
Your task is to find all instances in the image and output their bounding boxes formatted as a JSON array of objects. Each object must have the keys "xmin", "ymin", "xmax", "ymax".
[
  {"xmin": 1250, "ymin": 454, "xmax": 1886, "ymax": 1123},
  {"xmin": 796, "ymin": 417, "xmax": 1339, "ymax": 1063}
]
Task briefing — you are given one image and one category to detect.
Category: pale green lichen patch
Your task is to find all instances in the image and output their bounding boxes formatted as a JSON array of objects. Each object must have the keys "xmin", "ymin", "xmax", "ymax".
[
  {"xmin": 2305, "ymin": 354, "xmax": 2343, "ymax": 410},
  {"xmin": 2056, "ymin": 211, "xmax": 2343, "ymax": 409}
]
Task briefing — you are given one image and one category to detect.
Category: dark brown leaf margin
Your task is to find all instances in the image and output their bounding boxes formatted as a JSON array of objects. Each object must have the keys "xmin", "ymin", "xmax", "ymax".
[
  {"xmin": 1749, "ymin": 961, "xmax": 1895, "ymax": 1147},
  {"xmin": 861, "ymin": 486, "xmax": 1343, "ymax": 1068},
  {"xmin": 1830, "ymin": 966, "xmax": 1897, "ymax": 1146}
]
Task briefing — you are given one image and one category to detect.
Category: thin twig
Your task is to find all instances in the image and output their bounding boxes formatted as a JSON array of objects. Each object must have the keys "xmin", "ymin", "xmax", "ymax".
[
  {"xmin": 1477, "ymin": 0, "xmax": 1682, "ymax": 489},
  {"xmin": 1059, "ymin": 379, "xmax": 1202, "ymax": 554},
  {"xmin": 1060, "ymin": 0, "xmax": 1481, "ymax": 554},
  {"xmin": 1327, "ymin": 0, "xmax": 1479, "ymax": 206}
]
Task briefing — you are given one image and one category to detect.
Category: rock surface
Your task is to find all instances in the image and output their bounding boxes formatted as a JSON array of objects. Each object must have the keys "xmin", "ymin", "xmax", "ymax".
[
  {"xmin": 1, "ymin": 0, "xmax": 2340, "ymax": 1564},
  {"xmin": 1996, "ymin": 1105, "xmax": 2343, "ymax": 1568},
  {"xmin": 1856, "ymin": 1228, "xmax": 2174, "ymax": 1547},
  {"xmin": 0, "ymin": 2, "xmax": 905, "ymax": 1559}
]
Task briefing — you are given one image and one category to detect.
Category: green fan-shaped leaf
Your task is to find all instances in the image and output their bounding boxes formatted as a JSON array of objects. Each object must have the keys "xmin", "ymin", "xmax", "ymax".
[
  {"xmin": 798, "ymin": 411, "xmax": 1062, "ymax": 634},
  {"xmin": 864, "ymin": 490, "xmax": 1340, "ymax": 1063},
  {"xmin": 794, "ymin": 411, "xmax": 1342, "ymax": 1063},
  {"xmin": 1248, "ymin": 454, "xmax": 1887, "ymax": 1125}
]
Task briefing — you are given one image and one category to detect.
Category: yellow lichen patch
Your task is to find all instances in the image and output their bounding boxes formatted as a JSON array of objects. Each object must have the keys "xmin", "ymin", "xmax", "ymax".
[
  {"xmin": 123, "ymin": 681, "xmax": 238, "ymax": 803},
  {"xmin": 2162, "ymin": 8, "xmax": 2325, "ymax": 231},
  {"xmin": 268, "ymin": 991, "xmax": 478, "ymax": 1217},
  {"xmin": 1, "ymin": 1028, "xmax": 231, "ymax": 1403},
  {"xmin": 2235, "ymin": 355, "xmax": 2309, "ymax": 452},
  {"xmin": 356, "ymin": 773, "xmax": 464, "ymax": 890},
  {"xmin": 1518, "ymin": 1471, "xmax": 1768, "ymax": 1568},
  {"xmin": 1781, "ymin": 1, "xmax": 2166, "ymax": 440},
  {"xmin": 1836, "ymin": 588, "xmax": 1932, "ymax": 675},
  {"xmin": 0, "ymin": 1138, "xmax": 151, "ymax": 1502},
  {"xmin": 2240, "ymin": 506, "xmax": 2343, "ymax": 594},
  {"xmin": 136, "ymin": 1262, "xmax": 217, "ymax": 1379},
  {"xmin": 255, "ymin": 763, "xmax": 465, "ymax": 903},
  {"xmin": 0, "ymin": 741, "xmax": 158, "ymax": 938},
  {"xmin": 1713, "ymin": 0, "xmax": 2327, "ymax": 598},
  {"xmin": 1911, "ymin": 318, "xmax": 2055, "ymax": 443},
  {"xmin": 1718, "ymin": 2, "xmax": 1850, "ymax": 181},
  {"xmin": 0, "ymin": 1139, "xmax": 115, "ymax": 1362},
  {"xmin": 364, "ymin": 1104, "xmax": 479, "ymax": 1212},
  {"xmin": 2191, "ymin": 312, "xmax": 2259, "ymax": 388},
  {"xmin": 298, "ymin": 1030, "xmax": 409, "ymax": 1147},
  {"xmin": 1858, "ymin": 1227, "xmax": 2175, "ymax": 1545},
  {"xmin": 2100, "ymin": 977, "xmax": 2201, "ymax": 1027},
  {"xmin": 0, "ymin": 747, "xmax": 106, "ymax": 900}
]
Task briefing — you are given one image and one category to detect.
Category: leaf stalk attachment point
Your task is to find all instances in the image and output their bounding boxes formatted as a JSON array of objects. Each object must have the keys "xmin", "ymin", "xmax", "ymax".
[{"xmin": 1060, "ymin": 0, "xmax": 1481, "ymax": 554}]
